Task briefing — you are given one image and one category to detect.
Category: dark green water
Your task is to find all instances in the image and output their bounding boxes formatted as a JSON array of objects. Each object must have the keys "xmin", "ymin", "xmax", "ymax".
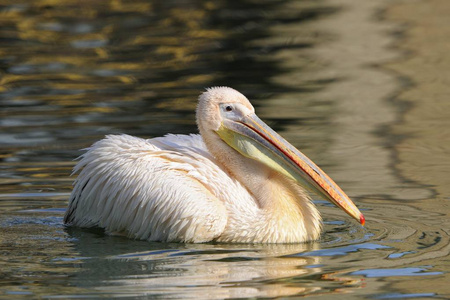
[{"xmin": 1, "ymin": 0, "xmax": 449, "ymax": 298}]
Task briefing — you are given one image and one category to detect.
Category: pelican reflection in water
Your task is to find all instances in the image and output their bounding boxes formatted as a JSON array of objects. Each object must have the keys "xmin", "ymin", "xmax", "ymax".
[{"xmin": 64, "ymin": 87, "xmax": 364, "ymax": 243}]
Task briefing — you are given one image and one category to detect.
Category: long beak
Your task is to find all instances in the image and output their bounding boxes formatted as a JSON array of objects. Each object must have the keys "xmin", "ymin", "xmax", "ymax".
[{"xmin": 218, "ymin": 112, "xmax": 365, "ymax": 225}]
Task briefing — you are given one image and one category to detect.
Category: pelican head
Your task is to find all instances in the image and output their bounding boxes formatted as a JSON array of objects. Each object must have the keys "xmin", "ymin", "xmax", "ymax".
[{"xmin": 197, "ymin": 87, "xmax": 365, "ymax": 226}]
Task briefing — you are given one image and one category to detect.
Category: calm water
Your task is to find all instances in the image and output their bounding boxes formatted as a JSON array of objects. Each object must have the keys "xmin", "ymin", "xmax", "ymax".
[{"xmin": 1, "ymin": 0, "xmax": 449, "ymax": 298}]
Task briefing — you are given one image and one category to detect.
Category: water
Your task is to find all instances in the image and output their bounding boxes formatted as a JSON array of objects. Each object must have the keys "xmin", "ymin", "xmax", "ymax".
[{"xmin": 1, "ymin": 0, "xmax": 449, "ymax": 298}]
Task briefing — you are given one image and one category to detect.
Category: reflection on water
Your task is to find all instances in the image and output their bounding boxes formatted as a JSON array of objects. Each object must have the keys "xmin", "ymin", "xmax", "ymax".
[
  {"xmin": 1, "ymin": 0, "xmax": 449, "ymax": 298},
  {"xmin": 65, "ymin": 229, "xmax": 322, "ymax": 298}
]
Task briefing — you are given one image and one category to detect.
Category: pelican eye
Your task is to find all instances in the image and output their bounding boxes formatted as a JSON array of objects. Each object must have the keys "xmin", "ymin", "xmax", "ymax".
[{"xmin": 225, "ymin": 105, "xmax": 233, "ymax": 112}]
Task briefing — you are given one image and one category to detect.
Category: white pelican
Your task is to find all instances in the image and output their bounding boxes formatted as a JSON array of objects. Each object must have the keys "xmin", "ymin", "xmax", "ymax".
[{"xmin": 64, "ymin": 87, "xmax": 364, "ymax": 243}]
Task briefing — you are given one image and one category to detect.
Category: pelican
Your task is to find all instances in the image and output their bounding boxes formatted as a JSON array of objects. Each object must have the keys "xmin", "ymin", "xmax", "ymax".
[{"xmin": 64, "ymin": 87, "xmax": 364, "ymax": 243}]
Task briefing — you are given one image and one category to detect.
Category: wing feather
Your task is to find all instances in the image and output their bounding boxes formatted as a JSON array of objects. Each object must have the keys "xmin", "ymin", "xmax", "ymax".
[{"xmin": 65, "ymin": 134, "xmax": 228, "ymax": 243}]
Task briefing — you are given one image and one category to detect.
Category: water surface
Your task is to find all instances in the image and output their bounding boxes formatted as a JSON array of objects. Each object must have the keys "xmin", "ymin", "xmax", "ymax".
[{"xmin": 1, "ymin": 0, "xmax": 449, "ymax": 298}]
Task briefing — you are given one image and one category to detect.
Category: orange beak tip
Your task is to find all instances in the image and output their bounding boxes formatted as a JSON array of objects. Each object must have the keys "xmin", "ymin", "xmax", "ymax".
[{"xmin": 360, "ymin": 214, "xmax": 366, "ymax": 226}]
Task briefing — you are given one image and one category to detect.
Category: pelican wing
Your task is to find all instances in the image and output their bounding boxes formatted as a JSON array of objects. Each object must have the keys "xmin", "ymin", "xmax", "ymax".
[{"xmin": 64, "ymin": 134, "xmax": 228, "ymax": 243}]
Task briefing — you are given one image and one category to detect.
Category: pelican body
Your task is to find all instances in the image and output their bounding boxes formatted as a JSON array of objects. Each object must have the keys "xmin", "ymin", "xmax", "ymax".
[{"xmin": 64, "ymin": 87, "xmax": 364, "ymax": 243}]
